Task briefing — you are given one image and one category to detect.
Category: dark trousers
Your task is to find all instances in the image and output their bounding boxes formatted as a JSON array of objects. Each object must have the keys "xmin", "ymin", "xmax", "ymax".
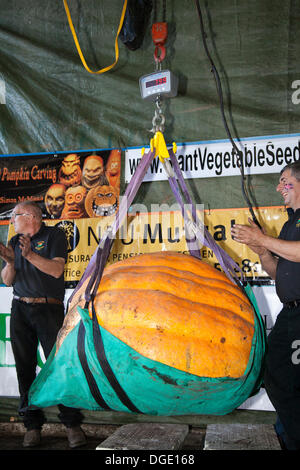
[
  {"xmin": 264, "ymin": 305, "xmax": 300, "ymax": 450},
  {"xmin": 10, "ymin": 299, "xmax": 83, "ymax": 430}
]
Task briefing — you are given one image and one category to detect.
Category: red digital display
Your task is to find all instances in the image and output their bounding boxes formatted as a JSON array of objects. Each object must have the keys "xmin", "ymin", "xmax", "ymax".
[{"xmin": 146, "ymin": 76, "xmax": 167, "ymax": 88}]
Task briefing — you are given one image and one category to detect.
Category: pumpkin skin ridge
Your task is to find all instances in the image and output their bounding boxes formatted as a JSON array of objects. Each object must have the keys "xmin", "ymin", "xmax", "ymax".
[
  {"xmin": 94, "ymin": 288, "xmax": 255, "ymax": 333},
  {"xmin": 95, "ymin": 290, "xmax": 254, "ymax": 377},
  {"xmin": 83, "ymin": 252, "xmax": 255, "ymax": 378},
  {"xmin": 92, "ymin": 290, "xmax": 253, "ymax": 378},
  {"xmin": 57, "ymin": 252, "xmax": 256, "ymax": 379},
  {"xmin": 95, "ymin": 324, "xmax": 251, "ymax": 379},
  {"xmin": 103, "ymin": 252, "xmax": 247, "ymax": 305},
  {"xmin": 102, "ymin": 265, "xmax": 247, "ymax": 304},
  {"xmin": 98, "ymin": 271, "xmax": 254, "ymax": 324},
  {"xmin": 104, "ymin": 252, "xmax": 235, "ymax": 284},
  {"xmin": 97, "ymin": 280, "xmax": 253, "ymax": 327}
]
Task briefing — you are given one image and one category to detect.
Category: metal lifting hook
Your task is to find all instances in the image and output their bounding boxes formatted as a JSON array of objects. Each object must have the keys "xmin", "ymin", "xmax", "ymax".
[{"xmin": 150, "ymin": 96, "xmax": 165, "ymax": 133}]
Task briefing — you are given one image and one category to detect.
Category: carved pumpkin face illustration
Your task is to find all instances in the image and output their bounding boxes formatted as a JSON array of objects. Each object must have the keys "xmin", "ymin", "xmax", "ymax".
[
  {"xmin": 81, "ymin": 155, "xmax": 104, "ymax": 190},
  {"xmin": 60, "ymin": 185, "xmax": 87, "ymax": 219},
  {"xmin": 84, "ymin": 184, "xmax": 119, "ymax": 218},
  {"xmin": 59, "ymin": 154, "xmax": 82, "ymax": 187},
  {"xmin": 44, "ymin": 184, "xmax": 66, "ymax": 218},
  {"xmin": 105, "ymin": 149, "xmax": 121, "ymax": 188}
]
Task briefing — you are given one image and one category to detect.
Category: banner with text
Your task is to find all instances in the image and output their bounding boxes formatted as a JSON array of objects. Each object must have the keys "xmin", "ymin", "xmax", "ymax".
[
  {"xmin": 7, "ymin": 205, "xmax": 287, "ymax": 282},
  {"xmin": 125, "ymin": 133, "xmax": 300, "ymax": 183},
  {"xmin": 0, "ymin": 148, "xmax": 121, "ymax": 220}
]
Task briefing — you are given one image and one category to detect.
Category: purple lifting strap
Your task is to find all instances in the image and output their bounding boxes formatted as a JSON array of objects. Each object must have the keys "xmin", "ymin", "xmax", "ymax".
[
  {"xmin": 168, "ymin": 150, "xmax": 244, "ymax": 284},
  {"xmin": 67, "ymin": 144, "xmax": 244, "ymax": 309},
  {"xmin": 67, "ymin": 148, "xmax": 156, "ymax": 306}
]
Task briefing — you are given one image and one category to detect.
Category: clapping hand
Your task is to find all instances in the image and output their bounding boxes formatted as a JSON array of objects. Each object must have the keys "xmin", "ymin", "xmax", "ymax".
[
  {"xmin": 231, "ymin": 218, "xmax": 267, "ymax": 256},
  {"xmin": 19, "ymin": 235, "xmax": 32, "ymax": 258},
  {"xmin": 0, "ymin": 242, "xmax": 15, "ymax": 264}
]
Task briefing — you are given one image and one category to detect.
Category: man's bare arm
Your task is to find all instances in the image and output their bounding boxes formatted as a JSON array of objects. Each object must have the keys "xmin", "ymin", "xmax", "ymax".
[
  {"xmin": 0, "ymin": 242, "xmax": 16, "ymax": 286},
  {"xmin": 25, "ymin": 251, "xmax": 65, "ymax": 278},
  {"xmin": 258, "ymin": 249, "xmax": 278, "ymax": 280}
]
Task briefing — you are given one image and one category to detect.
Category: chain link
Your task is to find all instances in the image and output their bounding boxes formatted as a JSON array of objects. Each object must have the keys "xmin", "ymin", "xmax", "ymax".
[{"xmin": 150, "ymin": 95, "xmax": 165, "ymax": 134}]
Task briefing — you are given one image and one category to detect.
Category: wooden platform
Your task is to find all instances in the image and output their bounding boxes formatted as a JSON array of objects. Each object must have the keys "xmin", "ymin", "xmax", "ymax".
[
  {"xmin": 96, "ymin": 423, "xmax": 189, "ymax": 450},
  {"xmin": 0, "ymin": 421, "xmax": 283, "ymax": 450},
  {"xmin": 95, "ymin": 422, "xmax": 281, "ymax": 451},
  {"xmin": 204, "ymin": 423, "xmax": 281, "ymax": 450},
  {"xmin": 0, "ymin": 398, "xmax": 281, "ymax": 450}
]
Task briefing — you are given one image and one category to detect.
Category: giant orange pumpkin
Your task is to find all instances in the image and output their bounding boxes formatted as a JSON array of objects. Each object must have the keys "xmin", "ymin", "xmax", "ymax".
[{"xmin": 89, "ymin": 251, "xmax": 255, "ymax": 379}]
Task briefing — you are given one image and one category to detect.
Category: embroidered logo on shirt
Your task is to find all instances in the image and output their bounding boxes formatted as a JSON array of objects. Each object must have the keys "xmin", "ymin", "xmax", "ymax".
[
  {"xmin": 34, "ymin": 240, "xmax": 46, "ymax": 251},
  {"xmin": 296, "ymin": 218, "xmax": 300, "ymax": 228}
]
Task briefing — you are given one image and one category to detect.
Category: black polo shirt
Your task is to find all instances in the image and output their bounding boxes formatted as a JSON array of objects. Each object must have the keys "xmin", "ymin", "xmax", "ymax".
[
  {"xmin": 276, "ymin": 208, "xmax": 300, "ymax": 303},
  {"xmin": 9, "ymin": 223, "xmax": 67, "ymax": 301}
]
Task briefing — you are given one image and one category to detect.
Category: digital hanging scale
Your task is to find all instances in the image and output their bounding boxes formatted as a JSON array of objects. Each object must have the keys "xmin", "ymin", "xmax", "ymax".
[{"xmin": 139, "ymin": 70, "xmax": 178, "ymax": 101}]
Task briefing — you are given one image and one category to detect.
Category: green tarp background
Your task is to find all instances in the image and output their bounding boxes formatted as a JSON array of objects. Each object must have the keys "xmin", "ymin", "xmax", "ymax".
[{"xmin": 0, "ymin": 0, "xmax": 299, "ymax": 256}]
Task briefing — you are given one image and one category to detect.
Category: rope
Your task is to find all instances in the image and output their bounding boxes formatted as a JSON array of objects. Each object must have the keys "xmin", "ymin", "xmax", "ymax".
[{"xmin": 63, "ymin": 0, "xmax": 128, "ymax": 74}]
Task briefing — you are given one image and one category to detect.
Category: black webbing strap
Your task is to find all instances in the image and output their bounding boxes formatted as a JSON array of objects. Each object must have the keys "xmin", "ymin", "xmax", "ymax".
[
  {"xmin": 75, "ymin": 151, "xmax": 157, "ymax": 414},
  {"xmin": 78, "ymin": 198, "xmax": 143, "ymax": 413},
  {"xmin": 76, "ymin": 217, "xmax": 142, "ymax": 413},
  {"xmin": 77, "ymin": 277, "xmax": 143, "ymax": 413},
  {"xmin": 84, "ymin": 237, "xmax": 112, "ymax": 305},
  {"xmin": 90, "ymin": 299, "xmax": 142, "ymax": 414},
  {"xmin": 77, "ymin": 320, "xmax": 111, "ymax": 410}
]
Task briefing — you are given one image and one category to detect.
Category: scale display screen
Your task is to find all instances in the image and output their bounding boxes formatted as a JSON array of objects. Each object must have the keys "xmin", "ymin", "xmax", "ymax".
[
  {"xmin": 139, "ymin": 70, "xmax": 178, "ymax": 101},
  {"xmin": 146, "ymin": 77, "xmax": 167, "ymax": 88}
]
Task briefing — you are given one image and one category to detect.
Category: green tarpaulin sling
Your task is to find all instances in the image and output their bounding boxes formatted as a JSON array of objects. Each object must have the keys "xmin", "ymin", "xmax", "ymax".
[{"xmin": 28, "ymin": 143, "xmax": 266, "ymax": 415}]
